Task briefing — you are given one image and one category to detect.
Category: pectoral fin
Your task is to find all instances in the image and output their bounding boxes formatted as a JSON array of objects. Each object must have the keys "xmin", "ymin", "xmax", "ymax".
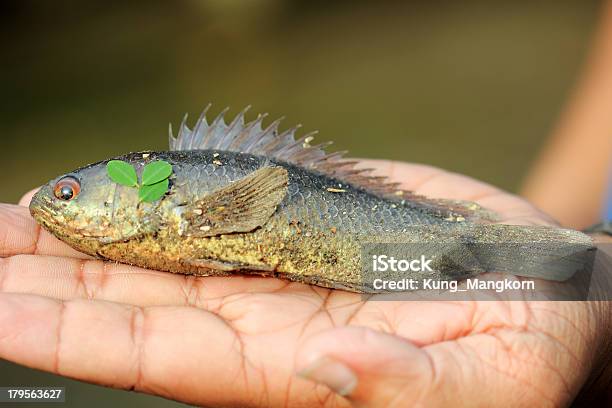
[{"xmin": 182, "ymin": 166, "xmax": 288, "ymax": 237}]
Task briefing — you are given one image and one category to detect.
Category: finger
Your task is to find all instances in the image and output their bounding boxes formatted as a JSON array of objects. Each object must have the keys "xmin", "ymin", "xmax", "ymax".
[
  {"xmin": 0, "ymin": 293, "xmax": 259, "ymax": 407},
  {"xmin": 358, "ymin": 160, "xmax": 556, "ymax": 226},
  {"xmin": 295, "ymin": 327, "xmax": 568, "ymax": 407},
  {"xmin": 0, "ymin": 254, "xmax": 303, "ymax": 308},
  {"xmin": 295, "ymin": 326, "xmax": 436, "ymax": 407},
  {"xmin": 0, "ymin": 204, "xmax": 90, "ymax": 259},
  {"xmin": 356, "ymin": 159, "xmax": 499, "ymax": 198},
  {"xmin": 356, "ymin": 160, "xmax": 452, "ymax": 194},
  {"xmin": 19, "ymin": 188, "xmax": 39, "ymax": 206}
]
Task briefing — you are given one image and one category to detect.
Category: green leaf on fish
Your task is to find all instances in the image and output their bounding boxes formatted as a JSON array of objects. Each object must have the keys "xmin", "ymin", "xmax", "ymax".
[
  {"xmin": 139, "ymin": 178, "xmax": 170, "ymax": 202},
  {"xmin": 142, "ymin": 160, "xmax": 173, "ymax": 186},
  {"xmin": 107, "ymin": 160, "xmax": 138, "ymax": 187},
  {"xmin": 107, "ymin": 159, "xmax": 173, "ymax": 202}
]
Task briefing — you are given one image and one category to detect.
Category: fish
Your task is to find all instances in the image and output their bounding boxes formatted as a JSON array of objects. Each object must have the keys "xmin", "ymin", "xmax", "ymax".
[{"xmin": 29, "ymin": 105, "xmax": 594, "ymax": 293}]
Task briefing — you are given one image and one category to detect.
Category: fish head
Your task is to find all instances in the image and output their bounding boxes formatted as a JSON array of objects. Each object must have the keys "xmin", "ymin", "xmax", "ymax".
[{"xmin": 29, "ymin": 157, "xmax": 151, "ymax": 256}]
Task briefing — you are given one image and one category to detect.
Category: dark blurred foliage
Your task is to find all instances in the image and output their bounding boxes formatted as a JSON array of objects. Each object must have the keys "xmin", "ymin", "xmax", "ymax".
[{"xmin": 0, "ymin": 0, "xmax": 602, "ymax": 406}]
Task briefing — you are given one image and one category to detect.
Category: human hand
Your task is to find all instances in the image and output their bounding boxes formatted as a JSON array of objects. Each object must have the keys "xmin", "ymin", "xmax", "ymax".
[{"xmin": 1, "ymin": 160, "xmax": 609, "ymax": 407}]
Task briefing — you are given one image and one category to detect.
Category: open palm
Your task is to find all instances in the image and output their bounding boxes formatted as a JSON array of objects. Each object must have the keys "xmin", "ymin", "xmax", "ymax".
[{"xmin": 0, "ymin": 160, "xmax": 606, "ymax": 407}]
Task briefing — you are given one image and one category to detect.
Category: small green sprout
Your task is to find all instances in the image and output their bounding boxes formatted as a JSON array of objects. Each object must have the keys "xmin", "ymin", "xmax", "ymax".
[{"xmin": 107, "ymin": 159, "xmax": 173, "ymax": 203}]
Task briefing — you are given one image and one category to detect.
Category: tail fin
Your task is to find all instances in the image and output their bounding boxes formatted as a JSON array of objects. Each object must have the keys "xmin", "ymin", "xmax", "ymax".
[{"xmin": 459, "ymin": 224, "xmax": 594, "ymax": 281}]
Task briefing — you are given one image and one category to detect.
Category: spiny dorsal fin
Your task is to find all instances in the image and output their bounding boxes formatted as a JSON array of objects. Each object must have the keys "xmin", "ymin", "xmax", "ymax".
[{"xmin": 169, "ymin": 105, "xmax": 498, "ymax": 222}]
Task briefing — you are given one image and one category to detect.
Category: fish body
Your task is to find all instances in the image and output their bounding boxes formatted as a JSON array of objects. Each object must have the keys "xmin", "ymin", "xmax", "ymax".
[{"xmin": 30, "ymin": 107, "xmax": 593, "ymax": 292}]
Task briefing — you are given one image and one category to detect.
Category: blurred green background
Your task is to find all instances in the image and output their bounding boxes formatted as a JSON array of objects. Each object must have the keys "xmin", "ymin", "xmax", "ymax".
[{"xmin": 0, "ymin": 0, "xmax": 601, "ymax": 406}]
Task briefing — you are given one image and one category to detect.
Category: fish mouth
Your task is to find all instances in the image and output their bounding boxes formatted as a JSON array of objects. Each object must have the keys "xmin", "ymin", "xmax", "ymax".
[
  {"xmin": 29, "ymin": 187, "xmax": 70, "ymax": 237},
  {"xmin": 29, "ymin": 186, "xmax": 58, "ymax": 224},
  {"xmin": 29, "ymin": 185, "xmax": 108, "ymax": 258},
  {"xmin": 30, "ymin": 187, "xmax": 80, "ymax": 236}
]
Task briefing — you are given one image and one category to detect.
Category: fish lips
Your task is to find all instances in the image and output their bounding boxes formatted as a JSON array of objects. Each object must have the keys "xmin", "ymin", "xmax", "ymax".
[
  {"xmin": 29, "ymin": 184, "xmax": 102, "ymax": 257},
  {"xmin": 29, "ymin": 184, "xmax": 66, "ymax": 233}
]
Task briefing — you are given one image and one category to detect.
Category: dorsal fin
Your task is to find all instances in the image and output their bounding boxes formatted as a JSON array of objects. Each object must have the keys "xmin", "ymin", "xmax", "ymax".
[{"xmin": 169, "ymin": 105, "xmax": 498, "ymax": 222}]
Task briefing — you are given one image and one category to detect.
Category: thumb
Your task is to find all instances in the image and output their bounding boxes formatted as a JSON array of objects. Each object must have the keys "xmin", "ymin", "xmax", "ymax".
[{"xmin": 295, "ymin": 327, "xmax": 438, "ymax": 407}]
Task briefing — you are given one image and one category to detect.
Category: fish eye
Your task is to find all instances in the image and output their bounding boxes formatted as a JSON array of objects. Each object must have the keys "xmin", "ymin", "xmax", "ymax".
[{"xmin": 53, "ymin": 176, "xmax": 81, "ymax": 201}]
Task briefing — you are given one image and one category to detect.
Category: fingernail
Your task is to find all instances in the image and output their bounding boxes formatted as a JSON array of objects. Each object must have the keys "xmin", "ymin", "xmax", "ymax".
[{"xmin": 297, "ymin": 356, "xmax": 357, "ymax": 396}]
